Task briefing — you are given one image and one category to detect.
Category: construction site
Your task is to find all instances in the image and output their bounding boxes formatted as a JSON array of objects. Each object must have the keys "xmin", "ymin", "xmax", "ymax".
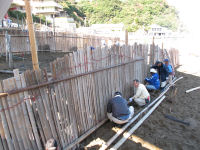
[{"xmin": 0, "ymin": 0, "xmax": 200, "ymax": 150}]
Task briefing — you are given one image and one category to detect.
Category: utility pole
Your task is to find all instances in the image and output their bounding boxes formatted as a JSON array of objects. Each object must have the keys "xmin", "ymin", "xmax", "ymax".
[{"xmin": 24, "ymin": 0, "xmax": 39, "ymax": 70}]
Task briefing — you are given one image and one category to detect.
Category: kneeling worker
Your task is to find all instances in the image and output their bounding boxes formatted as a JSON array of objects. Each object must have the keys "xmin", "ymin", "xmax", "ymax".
[
  {"xmin": 129, "ymin": 79, "xmax": 150, "ymax": 106},
  {"xmin": 107, "ymin": 91, "xmax": 134, "ymax": 124},
  {"xmin": 145, "ymin": 68, "xmax": 160, "ymax": 91}
]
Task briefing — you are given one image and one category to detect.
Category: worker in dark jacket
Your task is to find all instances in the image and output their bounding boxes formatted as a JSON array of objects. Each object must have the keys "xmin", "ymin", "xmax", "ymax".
[
  {"xmin": 151, "ymin": 61, "xmax": 168, "ymax": 88},
  {"xmin": 107, "ymin": 92, "xmax": 134, "ymax": 124}
]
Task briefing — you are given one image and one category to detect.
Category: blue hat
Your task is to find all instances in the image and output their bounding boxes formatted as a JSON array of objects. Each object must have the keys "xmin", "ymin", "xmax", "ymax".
[{"xmin": 164, "ymin": 59, "xmax": 169, "ymax": 62}]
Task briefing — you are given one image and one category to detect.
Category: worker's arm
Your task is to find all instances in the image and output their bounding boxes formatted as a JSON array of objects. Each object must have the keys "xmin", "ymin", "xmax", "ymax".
[
  {"xmin": 145, "ymin": 74, "xmax": 158, "ymax": 84},
  {"xmin": 133, "ymin": 87, "xmax": 142, "ymax": 99},
  {"xmin": 107, "ymin": 100, "xmax": 112, "ymax": 113}
]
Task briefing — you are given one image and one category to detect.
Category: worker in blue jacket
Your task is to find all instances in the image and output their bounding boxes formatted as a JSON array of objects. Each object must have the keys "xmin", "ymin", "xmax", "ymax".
[
  {"xmin": 163, "ymin": 59, "xmax": 174, "ymax": 85},
  {"xmin": 151, "ymin": 61, "xmax": 168, "ymax": 88},
  {"xmin": 145, "ymin": 68, "xmax": 160, "ymax": 90}
]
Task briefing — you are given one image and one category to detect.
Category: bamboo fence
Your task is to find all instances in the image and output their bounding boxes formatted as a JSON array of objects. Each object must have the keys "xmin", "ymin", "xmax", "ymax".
[
  {"xmin": 0, "ymin": 42, "xmax": 179, "ymax": 150},
  {"xmin": 0, "ymin": 29, "xmax": 119, "ymax": 54}
]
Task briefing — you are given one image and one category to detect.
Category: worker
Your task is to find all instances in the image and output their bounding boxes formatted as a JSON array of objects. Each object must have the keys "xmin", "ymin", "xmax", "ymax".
[
  {"xmin": 163, "ymin": 59, "xmax": 174, "ymax": 85},
  {"xmin": 45, "ymin": 138, "xmax": 58, "ymax": 150},
  {"xmin": 145, "ymin": 68, "xmax": 160, "ymax": 90},
  {"xmin": 151, "ymin": 61, "xmax": 168, "ymax": 89},
  {"xmin": 107, "ymin": 91, "xmax": 134, "ymax": 124},
  {"xmin": 129, "ymin": 79, "xmax": 150, "ymax": 107}
]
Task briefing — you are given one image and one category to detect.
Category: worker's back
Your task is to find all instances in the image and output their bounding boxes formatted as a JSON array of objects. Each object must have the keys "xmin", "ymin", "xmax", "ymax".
[{"xmin": 107, "ymin": 96, "xmax": 130, "ymax": 120}]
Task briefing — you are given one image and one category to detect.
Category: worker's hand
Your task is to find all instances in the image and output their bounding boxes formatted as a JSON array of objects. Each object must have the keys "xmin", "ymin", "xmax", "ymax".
[{"xmin": 128, "ymin": 97, "xmax": 133, "ymax": 103}]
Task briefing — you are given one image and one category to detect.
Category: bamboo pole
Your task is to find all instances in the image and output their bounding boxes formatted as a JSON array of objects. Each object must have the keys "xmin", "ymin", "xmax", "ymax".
[
  {"xmin": 185, "ymin": 86, "xmax": 200, "ymax": 93},
  {"xmin": 24, "ymin": 0, "xmax": 39, "ymax": 70}
]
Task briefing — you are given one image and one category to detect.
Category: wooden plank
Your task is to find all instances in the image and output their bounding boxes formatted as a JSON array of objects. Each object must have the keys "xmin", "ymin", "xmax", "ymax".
[
  {"xmin": 2, "ymin": 78, "xmax": 24, "ymax": 150},
  {"xmin": 0, "ymin": 120, "xmax": 8, "ymax": 150},
  {"xmin": 51, "ymin": 61, "xmax": 68, "ymax": 145},
  {"xmin": 17, "ymin": 74, "xmax": 38, "ymax": 149},
  {"xmin": 87, "ymin": 49, "xmax": 98, "ymax": 124},
  {"xmin": 50, "ymin": 62, "xmax": 66, "ymax": 146},
  {"xmin": 79, "ymin": 50, "xmax": 94, "ymax": 128},
  {"xmin": 34, "ymin": 70, "xmax": 59, "ymax": 145},
  {"xmin": 14, "ymin": 72, "xmax": 34, "ymax": 150},
  {"xmin": 67, "ymin": 54, "xmax": 84, "ymax": 135},
  {"xmin": 72, "ymin": 52, "xmax": 88, "ymax": 133},
  {"xmin": 55, "ymin": 60, "xmax": 72, "ymax": 145},
  {"xmin": 21, "ymin": 73, "xmax": 42, "ymax": 150},
  {"xmin": 0, "ymin": 83, "xmax": 14, "ymax": 150},
  {"xmin": 24, "ymin": 70, "xmax": 52, "ymax": 145},
  {"xmin": 9, "ymin": 76, "xmax": 29, "ymax": 150},
  {"xmin": 91, "ymin": 47, "xmax": 101, "ymax": 122},
  {"xmin": 63, "ymin": 55, "xmax": 79, "ymax": 143}
]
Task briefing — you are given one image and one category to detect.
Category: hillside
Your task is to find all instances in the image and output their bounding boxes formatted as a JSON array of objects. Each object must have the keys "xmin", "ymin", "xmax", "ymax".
[{"xmin": 60, "ymin": 0, "xmax": 179, "ymax": 31}]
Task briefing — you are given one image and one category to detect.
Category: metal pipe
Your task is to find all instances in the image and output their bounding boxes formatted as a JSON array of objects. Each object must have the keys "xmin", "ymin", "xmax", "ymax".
[{"xmin": 185, "ymin": 86, "xmax": 200, "ymax": 93}]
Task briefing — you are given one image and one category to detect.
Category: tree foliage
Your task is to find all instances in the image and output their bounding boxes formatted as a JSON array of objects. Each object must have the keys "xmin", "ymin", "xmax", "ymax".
[
  {"xmin": 75, "ymin": 0, "xmax": 179, "ymax": 31},
  {"xmin": 8, "ymin": 10, "xmax": 50, "ymax": 25}
]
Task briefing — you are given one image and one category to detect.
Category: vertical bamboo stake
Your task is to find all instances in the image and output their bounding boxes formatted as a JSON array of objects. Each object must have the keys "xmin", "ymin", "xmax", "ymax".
[
  {"xmin": 24, "ymin": 0, "xmax": 39, "ymax": 70},
  {"xmin": 5, "ymin": 31, "xmax": 8, "ymax": 62},
  {"xmin": 125, "ymin": 30, "xmax": 128, "ymax": 46}
]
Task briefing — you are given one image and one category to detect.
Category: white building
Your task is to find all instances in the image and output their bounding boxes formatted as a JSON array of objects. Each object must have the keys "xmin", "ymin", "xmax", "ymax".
[
  {"xmin": 148, "ymin": 24, "xmax": 173, "ymax": 37},
  {"xmin": 54, "ymin": 17, "xmax": 76, "ymax": 32},
  {"xmin": 11, "ymin": 0, "xmax": 63, "ymax": 22},
  {"xmin": 10, "ymin": 0, "xmax": 77, "ymax": 31}
]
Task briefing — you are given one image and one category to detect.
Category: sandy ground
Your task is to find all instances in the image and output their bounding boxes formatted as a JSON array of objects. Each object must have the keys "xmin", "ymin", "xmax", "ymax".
[
  {"xmin": 80, "ymin": 48, "xmax": 200, "ymax": 150},
  {"xmin": 0, "ymin": 51, "xmax": 68, "ymax": 80}
]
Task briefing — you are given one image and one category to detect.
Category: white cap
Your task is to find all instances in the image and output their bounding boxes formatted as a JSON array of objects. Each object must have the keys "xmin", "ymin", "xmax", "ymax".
[{"xmin": 150, "ymin": 68, "xmax": 157, "ymax": 73}]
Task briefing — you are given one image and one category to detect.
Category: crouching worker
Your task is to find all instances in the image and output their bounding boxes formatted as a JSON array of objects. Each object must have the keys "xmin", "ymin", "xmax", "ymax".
[
  {"xmin": 145, "ymin": 68, "xmax": 160, "ymax": 91},
  {"xmin": 163, "ymin": 59, "xmax": 174, "ymax": 85},
  {"xmin": 152, "ymin": 61, "xmax": 168, "ymax": 89},
  {"xmin": 129, "ymin": 79, "xmax": 150, "ymax": 106},
  {"xmin": 107, "ymin": 91, "xmax": 134, "ymax": 124}
]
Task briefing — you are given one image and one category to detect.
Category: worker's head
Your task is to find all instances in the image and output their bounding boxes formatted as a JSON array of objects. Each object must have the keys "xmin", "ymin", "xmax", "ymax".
[
  {"xmin": 155, "ymin": 61, "xmax": 162, "ymax": 67},
  {"xmin": 45, "ymin": 138, "xmax": 58, "ymax": 150},
  {"xmin": 164, "ymin": 59, "xmax": 169, "ymax": 65},
  {"xmin": 133, "ymin": 79, "xmax": 140, "ymax": 88},
  {"xmin": 114, "ymin": 91, "xmax": 122, "ymax": 96},
  {"xmin": 150, "ymin": 68, "xmax": 157, "ymax": 74}
]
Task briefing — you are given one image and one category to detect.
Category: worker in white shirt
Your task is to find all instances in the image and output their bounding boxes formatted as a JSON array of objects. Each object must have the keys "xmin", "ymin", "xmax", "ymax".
[{"xmin": 129, "ymin": 79, "xmax": 150, "ymax": 106}]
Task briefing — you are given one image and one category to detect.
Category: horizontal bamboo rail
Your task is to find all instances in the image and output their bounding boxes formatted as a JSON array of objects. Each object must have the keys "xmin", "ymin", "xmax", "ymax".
[{"xmin": 0, "ymin": 58, "xmax": 144, "ymax": 98}]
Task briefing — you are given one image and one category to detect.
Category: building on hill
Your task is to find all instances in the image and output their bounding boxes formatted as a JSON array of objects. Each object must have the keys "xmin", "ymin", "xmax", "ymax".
[
  {"xmin": 9, "ymin": 0, "xmax": 76, "ymax": 31},
  {"xmin": 11, "ymin": 0, "xmax": 63, "ymax": 22}
]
